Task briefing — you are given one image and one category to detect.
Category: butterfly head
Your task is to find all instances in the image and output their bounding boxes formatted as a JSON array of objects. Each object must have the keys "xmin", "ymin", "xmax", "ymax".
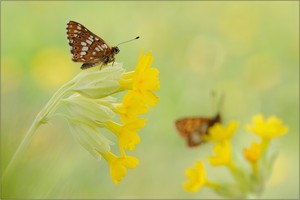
[{"xmin": 112, "ymin": 46, "xmax": 120, "ymax": 54}]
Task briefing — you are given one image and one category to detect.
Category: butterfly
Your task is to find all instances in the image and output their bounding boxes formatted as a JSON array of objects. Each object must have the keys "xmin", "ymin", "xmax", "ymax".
[
  {"xmin": 66, "ymin": 20, "xmax": 139, "ymax": 70},
  {"xmin": 175, "ymin": 114, "xmax": 221, "ymax": 147}
]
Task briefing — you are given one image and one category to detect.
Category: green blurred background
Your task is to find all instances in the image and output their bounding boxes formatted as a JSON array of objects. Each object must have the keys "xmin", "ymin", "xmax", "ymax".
[{"xmin": 1, "ymin": 1, "xmax": 299, "ymax": 199}]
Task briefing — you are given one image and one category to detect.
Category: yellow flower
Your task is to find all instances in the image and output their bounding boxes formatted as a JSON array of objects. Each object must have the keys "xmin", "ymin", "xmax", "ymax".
[
  {"xmin": 99, "ymin": 151, "xmax": 139, "ymax": 185},
  {"xmin": 183, "ymin": 161, "xmax": 207, "ymax": 192},
  {"xmin": 114, "ymin": 91, "xmax": 149, "ymax": 123},
  {"xmin": 206, "ymin": 121, "xmax": 238, "ymax": 143},
  {"xmin": 119, "ymin": 50, "xmax": 160, "ymax": 107},
  {"xmin": 245, "ymin": 114, "xmax": 288, "ymax": 141},
  {"xmin": 208, "ymin": 140, "xmax": 232, "ymax": 166},
  {"xmin": 243, "ymin": 142, "xmax": 262, "ymax": 164},
  {"xmin": 105, "ymin": 117, "xmax": 146, "ymax": 150}
]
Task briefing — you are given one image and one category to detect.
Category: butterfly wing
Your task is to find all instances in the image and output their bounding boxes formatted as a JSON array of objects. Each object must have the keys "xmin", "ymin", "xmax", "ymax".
[
  {"xmin": 175, "ymin": 117, "xmax": 211, "ymax": 147},
  {"xmin": 66, "ymin": 21, "xmax": 112, "ymax": 64}
]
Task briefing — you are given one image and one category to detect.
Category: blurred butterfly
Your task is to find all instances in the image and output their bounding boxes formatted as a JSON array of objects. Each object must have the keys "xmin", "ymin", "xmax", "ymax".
[
  {"xmin": 175, "ymin": 92, "xmax": 224, "ymax": 147},
  {"xmin": 175, "ymin": 114, "xmax": 221, "ymax": 147},
  {"xmin": 66, "ymin": 20, "xmax": 139, "ymax": 70}
]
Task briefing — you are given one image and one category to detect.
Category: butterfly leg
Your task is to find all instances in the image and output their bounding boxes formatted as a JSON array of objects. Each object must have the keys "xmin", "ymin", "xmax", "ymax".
[
  {"xmin": 99, "ymin": 63, "xmax": 104, "ymax": 70},
  {"xmin": 111, "ymin": 58, "xmax": 116, "ymax": 67}
]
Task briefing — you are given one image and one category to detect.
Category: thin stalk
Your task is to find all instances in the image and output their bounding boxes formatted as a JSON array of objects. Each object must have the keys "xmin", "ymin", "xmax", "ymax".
[{"xmin": 2, "ymin": 78, "xmax": 76, "ymax": 182}]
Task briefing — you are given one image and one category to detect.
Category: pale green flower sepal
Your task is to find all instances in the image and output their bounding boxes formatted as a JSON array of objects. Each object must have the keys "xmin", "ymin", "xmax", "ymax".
[
  {"xmin": 72, "ymin": 64, "xmax": 125, "ymax": 99},
  {"xmin": 63, "ymin": 94, "xmax": 115, "ymax": 123},
  {"xmin": 62, "ymin": 94, "xmax": 117, "ymax": 159},
  {"xmin": 68, "ymin": 120, "xmax": 113, "ymax": 159}
]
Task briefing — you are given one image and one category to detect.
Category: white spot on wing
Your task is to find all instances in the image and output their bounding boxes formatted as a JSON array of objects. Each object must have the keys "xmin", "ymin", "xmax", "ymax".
[
  {"xmin": 92, "ymin": 52, "xmax": 96, "ymax": 55},
  {"xmin": 81, "ymin": 52, "xmax": 86, "ymax": 55},
  {"xmin": 86, "ymin": 40, "xmax": 92, "ymax": 45},
  {"xmin": 77, "ymin": 26, "xmax": 82, "ymax": 30},
  {"xmin": 81, "ymin": 42, "xmax": 87, "ymax": 46},
  {"xmin": 95, "ymin": 47, "xmax": 100, "ymax": 51},
  {"xmin": 82, "ymin": 46, "xmax": 88, "ymax": 51}
]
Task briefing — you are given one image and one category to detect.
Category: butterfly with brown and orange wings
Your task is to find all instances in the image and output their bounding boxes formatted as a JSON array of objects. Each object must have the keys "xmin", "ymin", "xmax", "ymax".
[
  {"xmin": 66, "ymin": 20, "xmax": 139, "ymax": 70},
  {"xmin": 175, "ymin": 114, "xmax": 221, "ymax": 147}
]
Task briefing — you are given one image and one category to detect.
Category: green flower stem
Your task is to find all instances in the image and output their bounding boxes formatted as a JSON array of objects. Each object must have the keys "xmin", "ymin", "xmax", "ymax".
[
  {"xmin": 206, "ymin": 180, "xmax": 220, "ymax": 190},
  {"xmin": 2, "ymin": 78, "xmax": 76, "ymax": 182},
  {"xmin": 227, "ymin": 161, "xmax": 251, "ymax": 194}
]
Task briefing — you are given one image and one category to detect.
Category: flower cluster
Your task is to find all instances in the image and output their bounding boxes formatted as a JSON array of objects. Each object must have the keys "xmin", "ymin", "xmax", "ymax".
[
  {"xmin": 30, "ymin": 49, "xmax": 159, "ymax": 185},
  {"xmin": 183, "ymin": 114, "xmax": 288, "ymax": 198}
]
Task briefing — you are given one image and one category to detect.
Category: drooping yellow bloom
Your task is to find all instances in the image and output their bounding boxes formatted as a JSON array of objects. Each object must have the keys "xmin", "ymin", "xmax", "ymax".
[
  {"xmin": 105, "ymin": 117, "xmax": 146, "ymax": 150},
  {"xmin": 183, "ymin": 161, "xmax": 207, "ymax": 192},
  {"xmin": 243, "ymin": 142, "xmax": 262, "ymax": 164},
  {"xmin": 119, "ymin": 50, "xmax": 160, "ymax": 107},
  {"xmin": 206, "ymin": 121, "xmax": 238, "ymax": 143},
  {"xmin": 114, "ymin": 91, "xmax": 149, "ymax": 123},
  {"xmin": 208, "ymin": 140, "xmax": 232, "ymax": 166},
  {"xmin": 99, "ymin": 151, "xmax": 139, "ymax": 185},
  {"xmin": 245, "ymin": 114, "xmax": 288, "ymax": 141}
]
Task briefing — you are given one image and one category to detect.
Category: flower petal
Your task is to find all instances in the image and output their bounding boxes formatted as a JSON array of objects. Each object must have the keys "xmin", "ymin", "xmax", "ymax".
[{"xmin": 183, "ymin": 161, "xmax": 207, "ymax": 192}]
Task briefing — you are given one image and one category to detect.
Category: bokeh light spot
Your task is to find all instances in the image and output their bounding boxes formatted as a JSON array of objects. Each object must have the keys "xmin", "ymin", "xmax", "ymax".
[
  {"xmin": 219, "ymin": 4, "xmax": 260, "ymax": 54},
  {"xmin": 243, "ymin": 53, "xmax": 281, "ymax": 91},
  {"xmin": 1, "ymin": 57, "xmax": 23, "ymax": 94},
  {"xmin": 31, "ymin": 47, "xmax": 77, "ymax": 89},
  {"xmin": 186, "ymin": 35, "xmax": 224, "ymax": 75}
]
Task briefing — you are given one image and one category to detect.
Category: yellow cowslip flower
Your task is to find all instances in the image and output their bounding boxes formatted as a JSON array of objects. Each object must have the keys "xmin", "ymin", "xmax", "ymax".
[
  {"xmin": 245, "ymin": 114, "xmax": 288, "ymax": 141},
  {"xmin": 243, "ymin": 142, "xmax": 262, "ymax": 164},
  {"xmin": 104, "ymin": 117, "xmax": 146, "ymax": 150},
  {"xmin": 4, "ymin": 49, "xmax": 159, "ymax": 185},
  {"xmin": 183, "ymin": 161, "xmax": 207, "ymax": 192},
  {"xmin": 243, "ymin": 142, "xmax": 263, "ymax": 174},
  {"xmin": 119, "ymin": 50, "xmax": 160, "ymax": 107},
  {"xmin": 114, "ymin": 91, "xmax": 149, "ymax": 123},
  {"xmin": 205, "ymin": 121, "xmax": 238, "ymax": 143},
  {"xmin": 208, "ymin": 140, "xmax": 232, "ymax": 167},
  {"xmin": 99, "ymin": 151, "xmax": 139, "ymax": 185}
]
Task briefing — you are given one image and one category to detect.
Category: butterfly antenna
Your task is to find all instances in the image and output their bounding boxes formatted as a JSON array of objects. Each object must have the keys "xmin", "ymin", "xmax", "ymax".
[
  {"xmin": 217, "ymin": 93, "xmax": 225, "ymax": 114},
  {"xmin": 210, "ymin": 90, "xmax": 224, "ymax": 115},
  {"xmin": 116, "ymin": 36, "xmax": 140, "ymax": 46}
]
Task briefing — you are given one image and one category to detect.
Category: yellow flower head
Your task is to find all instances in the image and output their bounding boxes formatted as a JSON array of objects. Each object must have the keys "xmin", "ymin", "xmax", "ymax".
[
  {"xmin": 115, "ymin": 91, "xmax": 149, "ymax": 123},
  {"xmin": 183, "ymin": 161, "xmax": 207, "ymax": 192},
  {"xmin": 206, "ymin": 121, "xmax": 238, "ymax": 143},
  {"xmin": 208, "ymin": 140, "xmax": 232, "ymax": 166},
  {"xmin": 243, "ymin": 142, "xmax": 262, "ymax": 164},
  {"xmin": 99, "ymin": 151, "xmax": 139, "ymax": 185},
  {"xmin": 120, "ymin": 50, "xmax": 160, "ymax": 107},
  {"xmin": 245, "ymin": 114, "xmax": 288, "ymax": 141},
  {"xmin": 105, "ymin": 117, "xmax": 146, "ymax": 150}
]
